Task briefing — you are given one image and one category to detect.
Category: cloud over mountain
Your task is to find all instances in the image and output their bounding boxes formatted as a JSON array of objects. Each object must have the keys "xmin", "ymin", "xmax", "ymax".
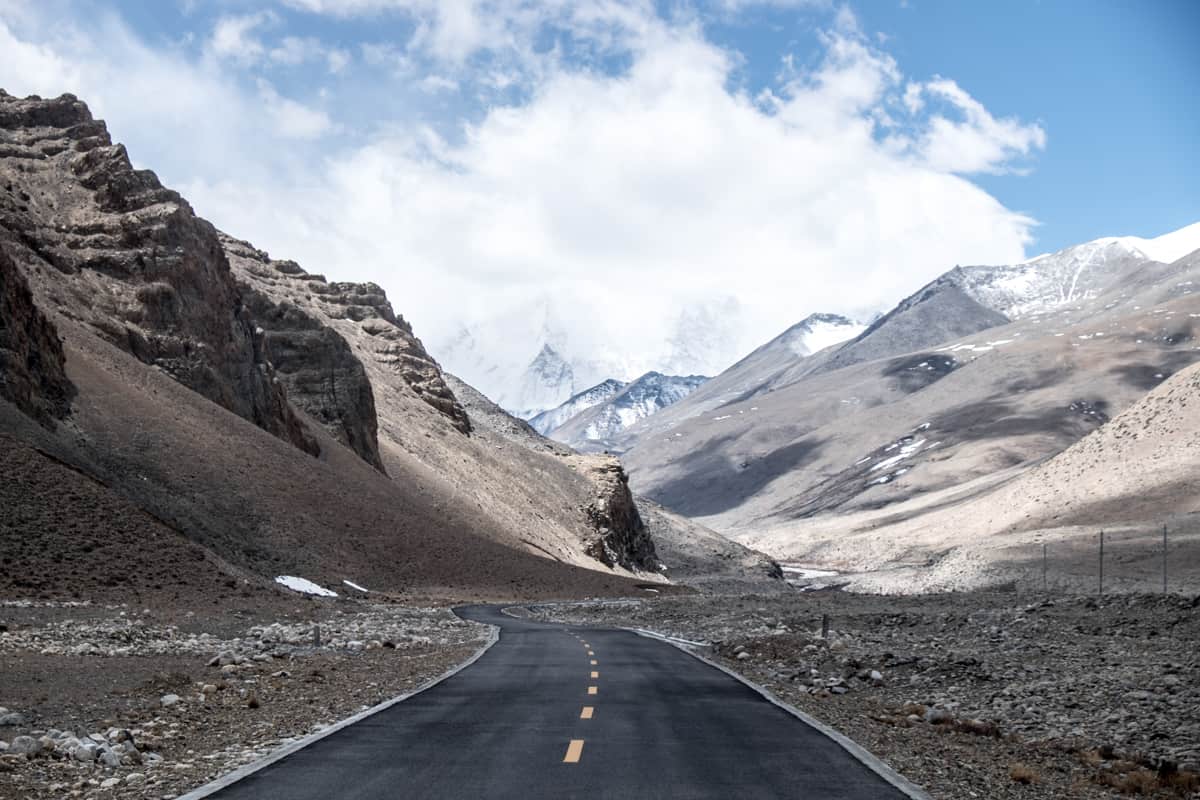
[{"xmin": 0, "ymin": 1, "xmax": 1045, "ymax": 384}]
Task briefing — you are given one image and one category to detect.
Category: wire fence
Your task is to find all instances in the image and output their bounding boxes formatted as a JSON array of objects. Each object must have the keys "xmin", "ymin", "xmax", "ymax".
[{"xmin": 1013, "ymin": 520, "xmax": 1200, "ymax": 596}]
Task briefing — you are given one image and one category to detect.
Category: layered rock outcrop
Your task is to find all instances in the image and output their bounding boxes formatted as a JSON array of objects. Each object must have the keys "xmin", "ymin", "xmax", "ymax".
[
  {"xmin": 0, "ymin": 248, "xmax": 74, "ymax": 426},
  {"xmin": 576, "ymin": 456, "xmax": 660, "ymax": 571},
  {"xmin": 221, "ymin": 235, "xmax": 470, "ymax": 438},
  {"xmin": 0, "ymin": 91, "xmax": 317, "ymax": 455},
  {"xmin": 224, "ymin": 239, "xmax": 385, "ymax": 471}
]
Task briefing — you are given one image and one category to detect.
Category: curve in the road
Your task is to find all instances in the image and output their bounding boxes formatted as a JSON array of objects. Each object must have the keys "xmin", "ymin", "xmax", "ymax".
[{"xmin": 184, "ymin": 605, "xmax": 927, "ymax": 800}]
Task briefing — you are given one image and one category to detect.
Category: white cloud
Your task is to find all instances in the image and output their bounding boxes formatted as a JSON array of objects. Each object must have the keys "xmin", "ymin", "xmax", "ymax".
[
  {"xmin": 187, "ymin": 23, "xmax": 1038, "ymax": 384},
  {"xmin": 257, "ymin": 79, "xmax": 335, "ymax": 139},
  {"xmin": 417, "ymin": 74, "xmax": 459, "ymax": 93},
  {"xmin": 900, "ymin": 77, "xmax": 1046, "ymax": 174},
  {"xmin": 209, "ymin": 11, "xmax": 276, "ymax": 65},
  {"xmin": 0, "ymin": 1, "xmax": 1045, "ymax": 397},
  {"xmin": 326, "ymin": 47, "xmax": 351, "ymax": 73}
]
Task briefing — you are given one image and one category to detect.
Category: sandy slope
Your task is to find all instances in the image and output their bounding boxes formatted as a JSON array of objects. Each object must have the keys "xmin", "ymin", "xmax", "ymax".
[{"xmin": 11, "ymin": 320, "xmax": 662, "ymax": 601}]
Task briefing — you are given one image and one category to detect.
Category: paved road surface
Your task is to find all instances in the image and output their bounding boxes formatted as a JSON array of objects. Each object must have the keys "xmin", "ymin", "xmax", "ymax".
[{"xmin": 204, "ymin": 605, "xmax": 916, "ymax": 799}]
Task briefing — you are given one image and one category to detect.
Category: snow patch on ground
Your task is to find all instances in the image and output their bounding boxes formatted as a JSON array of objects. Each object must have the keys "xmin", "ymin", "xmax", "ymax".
[
  {"xmin": 342, "ymin": 580, "xmax": 369, "ymax": 593},
  {"xmin": 870, "ymin": 438, "xmax": 926, "ymax": 472},
  {"xmin": 275, "ymin": 576, "xmax": 338, "ymax": 598}
]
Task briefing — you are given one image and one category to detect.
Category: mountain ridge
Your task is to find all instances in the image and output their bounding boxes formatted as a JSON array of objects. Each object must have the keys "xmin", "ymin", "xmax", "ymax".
[{"xmin": 0, "ymin": 89, "xmax": 782, "ymax": 603}]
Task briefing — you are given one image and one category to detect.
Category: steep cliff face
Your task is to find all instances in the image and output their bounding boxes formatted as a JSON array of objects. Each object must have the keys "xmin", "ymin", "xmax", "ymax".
[
  {"xmin": 0, "ymin": 248, "xmax": 74, "ymax": 426},
  {"xmin": 575, "ymin": 455, "xmax": 660, "ymax": 571},
  {"xmin": 0, "ymin": 91, "xmax": 317, "ymax": 455},
  {"xmin": 222, "ymin": 235, "xmax": 470, "ymax": 437},
  {"xmin": 223, "ymin": 238, "xmax": 384, "ymax": 471}
]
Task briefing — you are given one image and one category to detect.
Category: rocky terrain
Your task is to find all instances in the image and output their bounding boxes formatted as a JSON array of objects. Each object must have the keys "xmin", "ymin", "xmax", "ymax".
[
  {"xmin": 444, "ymin": 372, "xmax": 782, "ymax": 590},
  {"xmin": 0, "ymin": 598, "xmax": 487, "ymax": 800},
  {"xmin": 221, "ymin": 229, "xmax": 672, "ymax": 586},
  {"xmin": 0, "ymin": 91, "xmax": 316, "ymax": 456},
  {"xmin": 534, "ymin": 592, "xmax": 1200, "ymax": 800}
]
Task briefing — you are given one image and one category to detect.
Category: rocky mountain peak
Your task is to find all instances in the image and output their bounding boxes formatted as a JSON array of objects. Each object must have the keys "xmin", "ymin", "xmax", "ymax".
[
  {"xmin": 220, "ymin": 233, "xmax": 471, "ymax": 442},
  {"xmin": 0, "ymin": 91, "xmax": 318, "ymax": 456}
]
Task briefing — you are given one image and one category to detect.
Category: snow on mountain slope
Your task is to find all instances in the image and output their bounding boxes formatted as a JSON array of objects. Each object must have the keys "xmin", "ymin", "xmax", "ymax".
[
  {"xmin": 549, "ymin": 372, "xmax": 707, "ymax": 451},
  {"xmin": 769, "ymin": 313, "xmax": 867, "ymax": 359},
  {"xmin": 951, "ymin": 222, "xmax": 1200, "ymax": 320},
  {"xmin": 529, "ymin": 378, "xmax": 627, "ymax": 435},
  {"xmin": 1119, "ymin": 220, "xmax": 1200, "ymax": 264},
  {"xmin": 952, "ymin": 239, "xmax": 1148, "ymax": 319},
  {"xmin": 592, "ymin": 313, "xmax": 865, "ymax": 452},
  {"xmin": 511, "ymin": 344, "xmax": 576, "ymax": 419},
  {"xmin": 435, "ymin": 301, "xmax": 652, "ymax": 418}
]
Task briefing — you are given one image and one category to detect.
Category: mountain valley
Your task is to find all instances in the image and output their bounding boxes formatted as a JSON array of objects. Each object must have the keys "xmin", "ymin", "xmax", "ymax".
[
  {"xmin": 621, "ymin": 227, "xmax": 1200, "ymax": 592},
  {"xmin": 2, "ymin": 83, "xmax": 1199, "ymax": 800}
]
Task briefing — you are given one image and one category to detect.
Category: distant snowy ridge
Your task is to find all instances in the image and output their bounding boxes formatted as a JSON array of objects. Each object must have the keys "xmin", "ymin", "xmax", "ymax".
[
  {"xmin": 1116, "ymin": 220, "xmax": 1200, "ymax": 264},
  {"xmin": 529, "ymin": 378, "xmax": 627, "ymax": 435},
  {"xmin": 768, "ymin": 313, "xmax": 866, "ymax": 358},
  {"xmin": 547, "ymin": 372, "xmax": 708, "ymax": 449},
  {"xmin": 954, "ymin": 221, "xmax": 1200, "ymax": 320},
  {"xmin": 953, "ymin": 239, "xmax": 1146, "ymax": 319}
]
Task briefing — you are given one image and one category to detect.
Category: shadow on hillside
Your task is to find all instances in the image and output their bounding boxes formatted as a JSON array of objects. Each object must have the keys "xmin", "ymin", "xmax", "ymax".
[
  {"xmin": 1110, "ymin": 350, "xmax": 1200, "ymax": 390},
  {"xmin": 646, "ymin": 433, "xmax": 825, "ymax": 518}
]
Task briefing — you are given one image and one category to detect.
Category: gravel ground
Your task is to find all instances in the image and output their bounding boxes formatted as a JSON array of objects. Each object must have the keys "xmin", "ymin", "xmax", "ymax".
[
  {"xmin": 0, "ymin": 599, "xmax": 488, "ymax": 799},
  {"xmin": 533, "ymin": 591, "xmax": 1200, "ymax": 799}
]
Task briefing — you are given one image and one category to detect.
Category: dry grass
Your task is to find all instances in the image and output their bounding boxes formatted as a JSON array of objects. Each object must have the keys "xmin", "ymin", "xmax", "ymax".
[
  {"xmin": 1077, "ymin": 748, "xmax": 1200, "ymax": 796},
  {"xmin": 1009, "ymin": 763, "xmax": 1040, "ymax": 785}
]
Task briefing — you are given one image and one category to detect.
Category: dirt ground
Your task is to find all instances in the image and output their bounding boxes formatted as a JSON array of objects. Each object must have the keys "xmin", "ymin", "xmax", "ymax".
[{"xmin": 0, "ymin": 598, "xmax": 487, "ymax": 800}]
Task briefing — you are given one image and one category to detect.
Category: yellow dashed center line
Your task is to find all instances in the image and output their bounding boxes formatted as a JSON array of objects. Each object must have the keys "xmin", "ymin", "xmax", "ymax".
[
  {"xmin": 587, "ymin": 686, "xmax": 598, "ymax": 695},
  {"xmin": 580, "ymin": 706, "xmax": 594, "ymax": 719},
  {"xmin": 563, "ymin": 739, "xmax": 585, "ymax": 763},
  {"xmin": 590, "ymin": 671, "xmax": 599, "ymax": 678}
]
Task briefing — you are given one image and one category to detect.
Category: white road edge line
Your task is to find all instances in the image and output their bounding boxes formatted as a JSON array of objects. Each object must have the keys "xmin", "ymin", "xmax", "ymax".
[
  {"xmin": 627, "ymin": 627, "xmax": 932, "ymax": 800},
  {"xmin": 175, "ymin": 621, "xmax": 501, "ymax": 800}
]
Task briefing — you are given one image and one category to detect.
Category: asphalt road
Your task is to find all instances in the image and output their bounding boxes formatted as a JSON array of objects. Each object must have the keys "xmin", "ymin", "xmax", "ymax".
[{"xmin": 204, "ymin": 605, "xmax": 916, "ymax": 799}]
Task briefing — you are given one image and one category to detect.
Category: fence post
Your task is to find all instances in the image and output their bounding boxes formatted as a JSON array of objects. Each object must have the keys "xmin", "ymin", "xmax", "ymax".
[
  {"xmin": 1042, "ymin": 543, "xmax": 1048, "ymax": 594},
  {"xmin": 1098, "ymin": 530, "xmax": 1104, "ymax": 596},
  {"xmin": 1163, "ymin": 524, "xmax": 1168, "ymax": 595},
  {"xmin": 821, "ymin": 614, "xmax": 829, "ymax": 640}
]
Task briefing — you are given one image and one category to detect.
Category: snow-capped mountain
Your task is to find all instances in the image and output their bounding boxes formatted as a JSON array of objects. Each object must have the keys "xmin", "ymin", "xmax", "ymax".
[
  {"xmin": 1125, "ymin": 220, "xmax": 1200, "ymax": 264},
  {"xmin": 547, "ymin": 372, "xmax": 708, "ymax": 451},
  {"xmin": 950, "ymin": 240, "xmax": 1148, "ymax": 319},
  {"xmin": 643, "ymin": 313, "xmax": 866, "ymax": 415},
  {"xmin": 763, "ymin": 313, "xmax": 868, "ymax": 359},
  {"xmin": 528, "ymin": 378, "xmax": 627, "ymax": 435},
  {"xmin": 950, "ymin": 222, "xmax": 1200, "ymax": 320},
  {"xmin": 434, "ymin": 299, "xmax": 653, "ymax": 419},
  {"xmin": 509, "ymin": 344, "xmax": 576, "ymax": 419}
]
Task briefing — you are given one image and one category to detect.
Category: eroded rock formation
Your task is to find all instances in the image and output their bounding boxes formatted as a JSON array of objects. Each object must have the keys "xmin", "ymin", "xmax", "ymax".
[
  {"xmin": 0, "ymin": 91, "xmax": 317, "ymax": 455},
  {"xmin": 221, "ymin": 234, "xmax": 471, "ymax": 439},
  {"xmin": 577, "ymin": 456, "xmax": 660, "ymax": 571}
]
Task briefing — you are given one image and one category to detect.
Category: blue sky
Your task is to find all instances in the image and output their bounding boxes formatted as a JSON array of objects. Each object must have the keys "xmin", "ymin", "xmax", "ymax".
[
  {"xmin": 1, "ymin": 0, "xmax": 1197, "ymax": 379},
  {"xmin": 69, "ymin": 0, "xmax": 1199, "ymax": 253}
]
